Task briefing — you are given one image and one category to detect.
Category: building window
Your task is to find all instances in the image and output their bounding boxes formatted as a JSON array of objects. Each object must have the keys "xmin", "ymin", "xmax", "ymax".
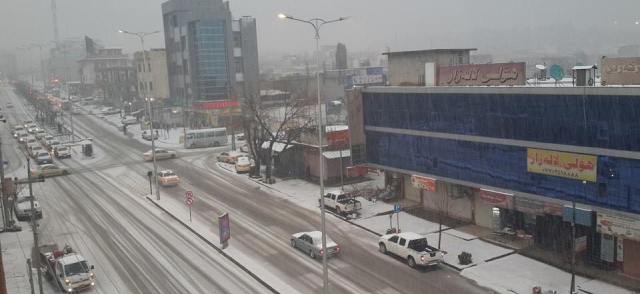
[
  {"xmin": 183, "ymin": 59, "xmax": 188, "ymax": 74},
  {"xmin": 149, "ymin": 81, "xmax": 153, "ymax": 91},
  {"xmin": 172, "ymin": 15, "xmax": 178, "ymax": 27}
]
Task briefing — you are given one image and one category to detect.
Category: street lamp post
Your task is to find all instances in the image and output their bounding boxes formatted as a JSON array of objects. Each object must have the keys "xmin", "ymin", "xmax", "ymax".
[
  {"xmin": 278, "ymin": 13, "xmax": 348, "ymax": 294},
  {"xmin": 119, "ymin": 29, "xmax": 161, "ymax": 201}
]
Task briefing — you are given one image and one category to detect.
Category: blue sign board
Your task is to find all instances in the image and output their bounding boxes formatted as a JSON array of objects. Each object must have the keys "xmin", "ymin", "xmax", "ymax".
[
  {"xmin": 394, "ymin": 203, "xmax": 401, "ymax": 213},
  {"xmin": 562, "ymin": 206, "xmax": 593, "ymax": 227}
]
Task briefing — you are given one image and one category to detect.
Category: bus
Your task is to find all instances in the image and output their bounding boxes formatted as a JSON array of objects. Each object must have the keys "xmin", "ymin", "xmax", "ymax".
[{"xmin": 185, "ymin": 128, "xmax": 228, "ymax": 148}]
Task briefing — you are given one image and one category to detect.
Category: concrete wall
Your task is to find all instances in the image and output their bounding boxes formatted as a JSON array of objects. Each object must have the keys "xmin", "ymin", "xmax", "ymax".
[{"xmin": 387, "ymin": 51, "xmax": 471, "ymax": 86}]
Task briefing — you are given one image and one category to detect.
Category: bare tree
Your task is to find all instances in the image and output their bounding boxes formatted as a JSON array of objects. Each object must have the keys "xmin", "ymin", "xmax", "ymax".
[{"xmin": 244, "ymin": 95, "xmax": 313, "ymax": 183}]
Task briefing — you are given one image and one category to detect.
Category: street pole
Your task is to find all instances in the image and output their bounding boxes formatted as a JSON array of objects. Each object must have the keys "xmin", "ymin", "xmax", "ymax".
[
  {"xmin": 26, "ymin": 158, "xmax": 43, "ymax": 294},
  {"xmin": 0, "ymin": 141, "xmax": 7, "ymax": 231},
  {"xmin": 119, "ymin": 29, "xmax": 161, "ymax": 201},
  {"xmin": 278, "ymin": 13, "xmax": 347, "ymax": 293}
]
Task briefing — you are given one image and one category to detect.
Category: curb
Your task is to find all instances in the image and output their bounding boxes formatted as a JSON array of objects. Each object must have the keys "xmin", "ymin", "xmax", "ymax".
[
  {"xmin": 213, "ymin": 161, "xmax": 469, "ymax": 272},
  {"xmin": 145, "ymin": 196, "xmax": 280, "ymax": 294}
]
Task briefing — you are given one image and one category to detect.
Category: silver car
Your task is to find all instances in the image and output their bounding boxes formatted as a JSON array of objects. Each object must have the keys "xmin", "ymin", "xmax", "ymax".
[
  {"xmin": 291, "ymin": 231, "xmax": 340, "ymax": 259},
  {"xmin": 14, "ymin": 197, "xmax": 42, "ymax": 221},
  {"xmin": 143, "ymin": 148, "xmax": 176, "ymax": 161}
]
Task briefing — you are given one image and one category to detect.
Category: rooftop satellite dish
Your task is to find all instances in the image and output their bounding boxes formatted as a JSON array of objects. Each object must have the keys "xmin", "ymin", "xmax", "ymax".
[
  {"xmin": 550, "ymin": 64, "xmax": 565, "ymax": 81},
  {"xmin": 535, "ymin": 64, "xmax": 546, "ymax": 70}
]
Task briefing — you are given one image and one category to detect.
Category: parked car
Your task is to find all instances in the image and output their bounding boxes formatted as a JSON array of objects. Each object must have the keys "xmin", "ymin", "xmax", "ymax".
[
  {"xmin": 143, "ymin": 148, "xmax": 176, "ymax": 161},
  {"xmin": 46, "ymin": 140, "xmax": 60, "ymax": 152},
  {"xmin": 53, "ymin": 146, "xmax": 71, "ymax": 159},
  {"xmin": 14, "ymin": 197, "xmax": 42, "ymax": 221},
  {"xmin": 35, "ymin": 151, "xmax": 53, "ymax": 165},
  {"xmin": 6, "ymin": 103, "xmax": 14, "ymax": 108},
  {"xmin": 31, "ymin": 164, "xmax": 70, "ymax": 178},
  {"xmin": 28, "ymin": 144, "xmax": 44, "ymax": 158},
  {"xmin": 12, "ymin": 125, "xmax": 25, "ymax": 137},
  {"xmin": 291, "ymin": 231, "xmax": 340, "ymax": 259},
  {"xmin": 142, "ymin": 130, "xmax": 159, "ymax": 141},
  {"xmin": 121, "ymin": 116, "xmax": 138, "ymax": 125},
  {"xmin": 235, "ymin": 156, "xmax": 252, "ymax": 173},
  {"xmin": 40, "ymin": 135, "xmax": 54, "ymax": 145},
  {"xmin": 34, "ymin": 130, "xmax": 47, "ymax": 140},
  {"xmin": 27, "ymin": 125, "xmax": 39, "ymax": 134},
  {"xmin": 22, "ymin": 120, "xmax": 34, "ymax": 128},
  {"xmin": 321, "ymin": 190, "xmax": 362, "ymax": 215},
  {"xmin": 25, "ymin": 137, "xmax": 38, "ymax": 146},
  {"xmin": 378, "ymin": 232, "xmax": 445, "ymax": 268},
  {"xmin": 216, "ymin": 151, "xmax": 246, "ymax": 164},
  {"xmin": 158, "ymin": 170, "xmax": 180, "ymax": 186},
  {"xmin": 17, "ymin": 132, "xmax": 29, "ymax": 143}
]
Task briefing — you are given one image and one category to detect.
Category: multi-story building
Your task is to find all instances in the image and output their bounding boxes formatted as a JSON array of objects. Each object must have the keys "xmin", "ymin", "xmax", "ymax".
[
  {"xmin": 161, "ymin": 0, "xmax": 259, "ymax": 119},
  {"xmin": 347, "ymin": 85, "xmax": 640, "ymax": 279},
  {"xmin": 0, "ymin": 52, "xmax": 18, "ymax": 80},
  {"xmin": 79, "ymin": 47, "xmax": 137, "ymax": 105},
  {"xmin": 134, "ymin": 49, "xmax": 170, "ymax": 101},
  {"xmin": 47, "ymin": 38, "xmax": 86, "ymax": 83}
]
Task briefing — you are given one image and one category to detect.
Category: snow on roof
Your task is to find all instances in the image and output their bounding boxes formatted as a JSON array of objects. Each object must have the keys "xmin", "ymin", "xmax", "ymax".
[
  {"xmin": 572, "ymin": 65, "xmax": 597, "ymax": 70},
  {"xmin": 326, "ymin": 125, "xmax": 348, "ymax": 132},
  {"xmin": 261, "ymin": 141, "xmax": 293, "ymax": 152},
  {"xmin": 322, "ymin": 149, "xmax": 350, "ymax": 159}
]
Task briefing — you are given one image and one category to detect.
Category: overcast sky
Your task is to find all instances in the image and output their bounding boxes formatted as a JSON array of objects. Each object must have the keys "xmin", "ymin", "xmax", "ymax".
[{"xmin": 2, "ymin": 0, "xmax": 640, "ymax": 58}]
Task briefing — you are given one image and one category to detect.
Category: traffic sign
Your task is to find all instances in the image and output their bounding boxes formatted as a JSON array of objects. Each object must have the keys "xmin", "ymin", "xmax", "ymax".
[
  {"xmin": 185, "ymin": 197, "xmax": 194, "ymax": 207},
  {"xmin": 185, "ymin": 190, "xmax": 193, "ymax": 198},
  {"xmin": 185, "ymin": 191, "xmax": 195, "ymax": 207},
  {"xmin": 394, "ymin": 203, "xmax": 401, "ymax": 213},
  {"xmin": 219, "ymin": 212, "xmax": 230, "ymax": 248}
]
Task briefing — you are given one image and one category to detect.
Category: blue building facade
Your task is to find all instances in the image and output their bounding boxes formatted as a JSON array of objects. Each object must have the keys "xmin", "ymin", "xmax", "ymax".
[
  {"xmin": 362, "ymin": 88, "xmax": 640, "ymax": 215},
  {"xmin": 351, "ymin": 86, "xmax": 640, "ymax": 271}
]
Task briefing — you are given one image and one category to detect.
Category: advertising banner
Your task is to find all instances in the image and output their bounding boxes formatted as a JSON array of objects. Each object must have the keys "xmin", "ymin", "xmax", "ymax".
[
  {"xmin": 597, "ymin": 210, "xmax": 640, "ymax": 242},
  {"xmin": 479, "ymin": 189, "xmax": 513, "ymax": 209},
  {"xmin": 437, "ymin": 62, "xmax": 526, "ymax": 86},
  {"xmin": 527, "ymin": 148, "xmax": 597, "ymax": 182},
  {"xmin": 411, "ymin": 175, "xmax": 436, "ymax": 192},
  {"xmin": 601, "ymin": 57, "xmax": 640, "ymax": 86}
]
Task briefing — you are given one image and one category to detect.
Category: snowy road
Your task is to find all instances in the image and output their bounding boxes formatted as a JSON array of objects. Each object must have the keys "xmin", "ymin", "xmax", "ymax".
[{"xmin": 2, "ymin": 85, "xmax": 491, "ymax": 294}]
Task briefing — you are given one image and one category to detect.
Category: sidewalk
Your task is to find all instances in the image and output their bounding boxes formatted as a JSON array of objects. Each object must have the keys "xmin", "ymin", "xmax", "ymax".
[
  {"xmin": 0, "ymin": 228, "xmax": 55, "ymax": 294},
  {"xmin": 213, "ymin": 161, "xmax": 634, "ymax": 294}
]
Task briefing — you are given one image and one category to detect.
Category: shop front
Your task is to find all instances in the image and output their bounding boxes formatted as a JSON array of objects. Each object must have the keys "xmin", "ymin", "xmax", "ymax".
[
  {"xmin": 402, "ymin": 174, "xmax": 473, "ymax": 221},
  {"xmin": 596, "ymin": 209, "xmax": 640, "ymax": 277}
]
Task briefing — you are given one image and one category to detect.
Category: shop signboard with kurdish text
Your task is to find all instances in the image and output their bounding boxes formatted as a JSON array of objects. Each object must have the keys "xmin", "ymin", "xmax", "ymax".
[
  {"xmin": 527, "ymin": 148, "xmax": 597, "ymax": 182},
  {"xmin": 597, "ymin": 209, "xmax": 640, "ymax": 242},
  {"xmin": 437, "ymin": 62, "xmax": 526, "ymax": 86},
  {"xmin": 601, "ymin": 57, "xmax": 640, "ymax": 85}
]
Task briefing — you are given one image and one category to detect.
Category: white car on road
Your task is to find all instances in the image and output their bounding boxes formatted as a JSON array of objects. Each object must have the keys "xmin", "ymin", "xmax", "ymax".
[{"xmin": 143, "ymin": 148, "xmax": 177, "ymax": 161}]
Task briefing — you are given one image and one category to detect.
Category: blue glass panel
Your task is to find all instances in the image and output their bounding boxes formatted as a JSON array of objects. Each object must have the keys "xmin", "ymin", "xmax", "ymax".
[
  {"xmin": 363, "ymin": 92, "xmax": 640, "ymax": 152},
  {"xmin": 366, "ymin": 131, "xmax": 640, "ymax": 214}
]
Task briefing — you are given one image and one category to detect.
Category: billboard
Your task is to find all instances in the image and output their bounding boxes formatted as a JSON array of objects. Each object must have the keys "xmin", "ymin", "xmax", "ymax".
[
  {"xmin": 601, "ymin": 57, "xmax": 640, "ymax": 85},
  {"xmin": 344, "ymin": 67, "xmax": 386, "ymax": 89},
  {"xmin": 437, "ymin": 62, "xmax": 526, "ymax": 86},
  {"xmin": 194, "ymin": 101, "xmax": 240, "ymax": 110},
  {"xmin": 411, "ymin": 175, "xmax": 436, "ymax": 192},
  {"xmin": 527, "ymin": 148, "xmax": 597, "ymax": 182}
]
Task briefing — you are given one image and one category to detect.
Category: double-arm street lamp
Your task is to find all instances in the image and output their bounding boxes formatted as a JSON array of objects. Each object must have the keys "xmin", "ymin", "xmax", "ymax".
[
  {"xmin": 119, "ymin": 29, "xmax": 161, "ymax": 201},
  {"xmin": 277, "ymin": 12, "xmax": 348, "ymax": 294}
]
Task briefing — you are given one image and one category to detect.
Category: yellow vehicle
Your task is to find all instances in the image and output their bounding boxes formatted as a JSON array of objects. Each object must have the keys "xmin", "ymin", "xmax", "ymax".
[{"xmin": 158, "ymin": 170, "xmax": 180, "ymax": 186}]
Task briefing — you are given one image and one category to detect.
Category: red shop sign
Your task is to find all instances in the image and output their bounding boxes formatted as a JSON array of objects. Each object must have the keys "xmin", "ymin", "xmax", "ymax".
[{"xmin": 479, "ymin": 189, "xmax": 513, "ymax": 209}]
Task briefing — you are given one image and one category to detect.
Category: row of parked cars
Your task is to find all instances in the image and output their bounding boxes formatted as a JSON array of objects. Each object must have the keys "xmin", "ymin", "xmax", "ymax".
[
  {"xmin": 216, "ymin": 151, "xmax": 254, "ymax": 173},
  {"xmin": 11, "ymin": 120, "xmax": 71, "ymax": 177}
]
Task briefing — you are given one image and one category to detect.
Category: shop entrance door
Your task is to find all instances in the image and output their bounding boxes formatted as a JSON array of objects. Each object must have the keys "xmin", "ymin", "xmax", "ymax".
[{"xmin": 623, "ymin": 239, "xmax": 640, "ymax": 278}]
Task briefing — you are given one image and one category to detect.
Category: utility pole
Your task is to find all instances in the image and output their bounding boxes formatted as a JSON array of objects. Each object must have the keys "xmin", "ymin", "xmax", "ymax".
[
  {"xmin": 0, "ymin": 141, "xmax": 7, "ymax": 231},
  {"xmin": 50, "ymin": 0, "xmax": 60, "ymax": 44},
  {"xmin": 26, "ymin": 158, "xmax": 43, "ymax": 294}
]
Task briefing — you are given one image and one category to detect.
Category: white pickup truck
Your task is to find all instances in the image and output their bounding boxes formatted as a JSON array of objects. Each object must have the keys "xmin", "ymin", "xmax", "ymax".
[
  {"xmin": 39, "ymin": 244, "xmax": 96, "ymax": 292},
  {"xmin": 378, "ymin": 232, "xmax": 445, "ymax": 268},
  {"xmin": 321, "ymin": 190, "xmax": 362, "ymax": 215}
]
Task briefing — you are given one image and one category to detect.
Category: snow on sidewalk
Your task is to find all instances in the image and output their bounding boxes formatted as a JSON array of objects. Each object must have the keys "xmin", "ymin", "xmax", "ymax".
[
  {"xmin": 461, "ymin": 254, "xmax": 632, "ymax": 294},
  {"xmin": 1, "ymin": 229, "xmax": 57, "ymax": 294}
]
